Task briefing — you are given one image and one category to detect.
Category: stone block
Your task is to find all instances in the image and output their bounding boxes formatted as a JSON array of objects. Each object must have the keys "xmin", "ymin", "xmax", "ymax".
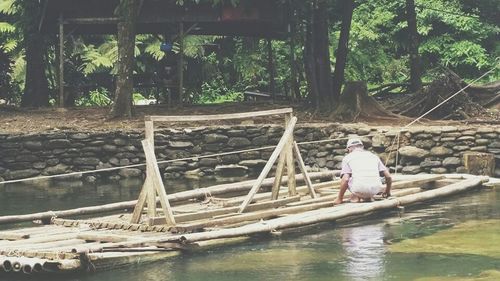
[
  {"xmin": 398, "ymin": 146, "xmax": 429, "ymax": 159},
  {"xmin": 430, "ymin": 146, "xmax": 453, "ymax": 156}
]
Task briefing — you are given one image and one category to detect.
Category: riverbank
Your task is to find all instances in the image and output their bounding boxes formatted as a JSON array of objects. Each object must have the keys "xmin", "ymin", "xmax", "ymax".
[{"xmin": 1, "ymin": 102, "xmax": 495, "ymax": 134}]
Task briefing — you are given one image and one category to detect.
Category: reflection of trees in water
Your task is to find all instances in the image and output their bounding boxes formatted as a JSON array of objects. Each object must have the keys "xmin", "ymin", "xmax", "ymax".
[{"xmin": 339, "ymin": 224, "xmax": 386, "ymax": 281}]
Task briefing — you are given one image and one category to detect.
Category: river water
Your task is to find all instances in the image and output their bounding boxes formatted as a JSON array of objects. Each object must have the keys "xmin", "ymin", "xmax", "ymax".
[{"xmin": 0, "ymin": 178, "xmax": 498, "ymax": 281}]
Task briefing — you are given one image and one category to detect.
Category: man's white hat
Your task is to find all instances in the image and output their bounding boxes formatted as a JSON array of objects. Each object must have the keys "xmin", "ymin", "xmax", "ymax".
[{"xmin": 346, "ymin": 138, "xmax": 363, "ymax": 149}]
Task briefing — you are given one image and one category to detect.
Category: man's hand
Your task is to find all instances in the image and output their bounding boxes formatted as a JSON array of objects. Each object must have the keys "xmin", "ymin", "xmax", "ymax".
[{"xmin": 382, "ymin": 190, "xmax": 391, "ymax": 198}]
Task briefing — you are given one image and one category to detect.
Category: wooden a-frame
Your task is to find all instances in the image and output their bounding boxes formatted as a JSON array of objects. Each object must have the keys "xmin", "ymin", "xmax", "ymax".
[{"xmin": 130, "ymin": 108, "xmax": 315, "ymax": 225}]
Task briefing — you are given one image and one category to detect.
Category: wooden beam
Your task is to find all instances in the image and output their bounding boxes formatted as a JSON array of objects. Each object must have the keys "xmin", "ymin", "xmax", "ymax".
[
  {"xmin": 142, "ymin": 140, "xmax": 176, "ymax": 226},
  {"xmin": 284, "ymin": 113, "xmax": 296, "ymax": 195},
  {"xmin": 238, "ymin": 117, "xmax": 297, "ymax": 213},
  {"xmin": 293, "ymin": 141, "xmax": 317, "ymax": 198},
  {"xmin": 145, "ymin": 108, "xmax": 293, "ymax": 122}
]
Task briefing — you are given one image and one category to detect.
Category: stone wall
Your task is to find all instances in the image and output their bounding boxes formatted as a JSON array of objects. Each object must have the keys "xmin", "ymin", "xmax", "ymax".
[{"xmin": 0, "ymin": 124, "xmax": 498, "ymax": 183}]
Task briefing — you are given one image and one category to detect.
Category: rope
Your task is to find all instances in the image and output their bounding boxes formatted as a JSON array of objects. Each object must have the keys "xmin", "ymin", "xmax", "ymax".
[
  {"xmin": 403, "ymin": 64, "xmax": 498, "ymax": 129},
  {"xmin": 391, "ymin": 62, "xmax": 499, "ymax": 171},
  {"xmin": 1, "ymin": 63, "xmax": 496, "ymax": 185},
  {"xmin": 0, "ymin": 133, "xmax": 385, "ymax": 185}
]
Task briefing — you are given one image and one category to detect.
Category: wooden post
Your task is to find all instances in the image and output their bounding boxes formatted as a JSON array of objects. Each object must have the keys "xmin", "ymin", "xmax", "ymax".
[
  {"xmin": 178, "ymin": 22, "xmax": 184, "ymax": 104},
  {"xmin": 238, "ymin": 117, "xmax": 297, "ymax": 213},
  {"xmin": 142, "ymin": 140, "xmax": 176, "ymax": 226},
  {"xmin": 58, "ymin": 14, "xmax": 65, "ymax": 107},
  {"xmin": 293, "ymin": 141, "xmax": 317, "ymax": 198},
  {"xmin": 144, "ymin": 121, "xmax": 156, "ymax": 218},
  {"xmin": 284, "ymin": 113, "xmax": 297, "ymax": 195}
]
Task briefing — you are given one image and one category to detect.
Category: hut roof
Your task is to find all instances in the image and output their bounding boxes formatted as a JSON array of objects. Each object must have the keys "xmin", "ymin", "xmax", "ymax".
[{"xmin": 39, "ymin": 0, "xmax": 288, "ymax": 38}]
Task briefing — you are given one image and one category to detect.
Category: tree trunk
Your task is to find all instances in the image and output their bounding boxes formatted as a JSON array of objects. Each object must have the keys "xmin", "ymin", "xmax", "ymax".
[
  {"xmin": 21, "ymin": 1, "xmax": 50, "ymax": 107},
  {"xmin": 304, "ymin": 2, "xmax": 319, "ymax": 108},
  {"xmin": 266, "ymin": 39, "xmax": 277, "ymax": 99},
  {"xmin": 313, "ymin": 0, "xmax": 333, "ymax": 108},
  {"xmin": 288, "ymin": 6, "xmax": 300, "ymax": 101},
  {"xmin": 405, "ymin": 0, "xmax": 422, "ymax": 93},
  {"xmin": 331, "ymin": 0, "xmax": 354, "ymax": 101},
  {"xmin": 109, "ymin": 0, "xmax": 138, "ymax": 118}
]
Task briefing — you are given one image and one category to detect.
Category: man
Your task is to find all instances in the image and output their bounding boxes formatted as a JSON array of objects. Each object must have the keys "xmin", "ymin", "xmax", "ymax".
[{"xmin": 334, "ymin": 138, "xmax": 392, "ymax": 204}]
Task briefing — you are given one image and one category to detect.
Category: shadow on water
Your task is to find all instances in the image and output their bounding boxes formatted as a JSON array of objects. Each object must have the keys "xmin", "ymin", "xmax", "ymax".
[{"xmin": 0, "ymin": 178, "xmax": 498, "ymax": 281}]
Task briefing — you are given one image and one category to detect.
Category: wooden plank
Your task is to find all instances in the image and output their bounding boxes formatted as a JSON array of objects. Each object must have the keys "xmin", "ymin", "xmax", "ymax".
[
  {"xmin": 146, "ymin": 108, "xmax": 293, "ymax": 122},
  {"xmin": 284, "ymin": 113, "xmax": 296, "ymax": 195},
  {"xmin": 150, "ymin": 195, "xmax": 301, "ymax": 224},
  {"xmin": 293, "ymin": 141, "xmax": 317, "ymax": 198},
  {"xmin": 238, "ymin": 117, "xmax": 297, "ymax": 213},
  {"xmin": 142, "ymin": 140, "xmax": 176, "ymax": 226}
]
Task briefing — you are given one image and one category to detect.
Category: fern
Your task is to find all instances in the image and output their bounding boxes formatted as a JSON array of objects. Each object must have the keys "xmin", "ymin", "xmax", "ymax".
[
  {"xmin": 0, "ymin": 22, "xmax": 15, "ymax": 33},
  {"xmin": 1, "ymin": 38, "xmax": 17, "ymax": 52},
  {"xmin": 0, "ymin": 0, "xmax": 16, "ymax": 15}
]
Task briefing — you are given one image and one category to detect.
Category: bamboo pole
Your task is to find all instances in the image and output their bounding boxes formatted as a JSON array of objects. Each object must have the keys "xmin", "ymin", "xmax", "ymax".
[
  {"xmin": 0, "ymin": 233, "xmax": 29, "ymax": 241},
  {"xmin": 222, "ymin": 180, "xmax": 338, "ymax": 207},
  {"xmin": 161, "ymin": 177, "xmax": 487, "ymax": 243},
  {"xmin": 293, "ymin": 141, "xmax": 316, "ymax": 198},
  {"xmin": 146, "ymin": 108, "xmax": 293, "ymax": 122},
  {"xmin": 270, "ymin": 152, "xmax": 287, "ymax": 200},
  {"xmin": 150, "ymin": 195, "xmax": 301, "ymax": 225},
  {"xmin": 142, "ymin": 140, "xmax": 175, "ymax": 226},
  {"xmin": 95, "ymin": 177, "xmax": 485, "ymax": 249},
  {"xmin": 239, "ymin": 117, "xmax": 297, "ymax": 213},
  {"xmin": 0, "ymin": 171, "xmax": 335, "ymax": 225}
]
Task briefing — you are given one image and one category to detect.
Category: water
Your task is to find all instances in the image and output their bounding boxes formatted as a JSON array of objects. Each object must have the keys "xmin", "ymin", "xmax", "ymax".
[{"xmin": 0, "ymin": 179, "xmax": 498, "ymax": 281}]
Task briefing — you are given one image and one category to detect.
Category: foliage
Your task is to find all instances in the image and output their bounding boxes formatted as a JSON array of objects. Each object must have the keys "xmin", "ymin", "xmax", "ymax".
[
  {"xmin": 191, "ymin": 74, "xmax": 243, "ymax": 104},
  {"xmin": 75, "ymin": 88, "xmax": 112, "ymax": 107},
  {"xmin": 0, "ymin": 0, "xmax": 498, "ymax": 107}
]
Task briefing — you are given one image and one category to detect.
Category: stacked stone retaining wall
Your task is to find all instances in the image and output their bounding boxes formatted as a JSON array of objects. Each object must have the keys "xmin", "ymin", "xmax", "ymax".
[{"xmin": 1, "ymin": 124, "xmax": 498, "ymax": 183}]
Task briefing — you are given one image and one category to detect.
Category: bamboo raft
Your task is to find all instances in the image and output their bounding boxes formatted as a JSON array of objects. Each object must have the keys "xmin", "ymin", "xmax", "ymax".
[
  {"xmin": 0, "ymin": 109, "xmax": 494, "ymax": 276},
  {"xmin": 0, "ymin": 173, "xmax": 491, "ymax": 276}
]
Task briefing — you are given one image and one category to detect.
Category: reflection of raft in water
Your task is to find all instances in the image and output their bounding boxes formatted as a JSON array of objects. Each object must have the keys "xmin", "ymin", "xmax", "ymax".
[{"xmin": 0, "ymin": 173, "xmax": 492, "ymax": 276}]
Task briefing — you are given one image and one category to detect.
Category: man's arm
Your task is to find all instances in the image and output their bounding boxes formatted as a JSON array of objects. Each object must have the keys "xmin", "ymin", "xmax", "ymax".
[
  {"xmin": 382, "ymin": 170, "xmax": 392, "ymax": 197},
  {"xmin": 334, "ymin": 173, "xmax": 350, "ymax": 205}
]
